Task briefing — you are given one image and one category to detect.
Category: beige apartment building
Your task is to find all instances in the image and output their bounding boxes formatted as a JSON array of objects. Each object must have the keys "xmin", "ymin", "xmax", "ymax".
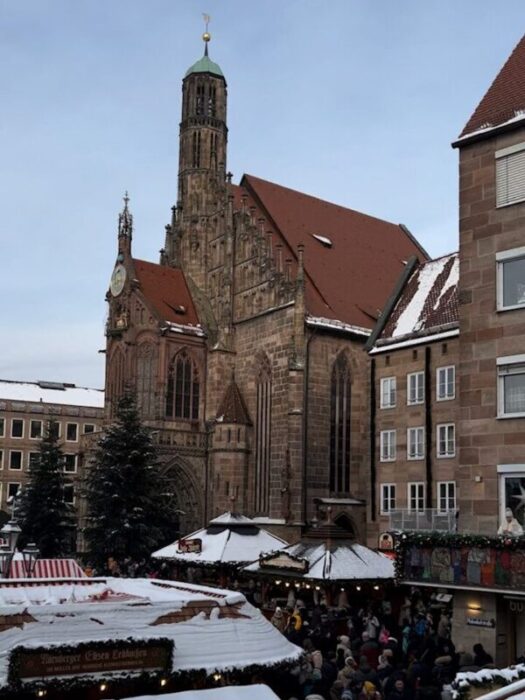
[{"xmin": 0, "ymin": 380, "xmax": 104, "ymax": 515}]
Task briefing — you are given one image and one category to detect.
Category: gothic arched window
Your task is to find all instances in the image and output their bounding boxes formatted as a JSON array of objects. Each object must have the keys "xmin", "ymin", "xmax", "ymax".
[
  {"xmin": 255, "ymin": 355, "xmax": 272, "ymax": 512},
  {"xmin": 136, "ymin": 342, "xmax": 157, "ymax": 418},
  {"xmin": 196, "ymin": 84, "xmax": 204, "ymax": 116},
  {"xmin": 192, "ymin": 132, "xmax": 201, "ymax": 168},
  {"xmin": 208, "ymin": 85, "xmax": 216, "ymax": 117},
  {"xmin": 166, "ymin": 351, "xmax": 200, "ymax": 420},
  {"xmin": 330, "ymin": 353, "xmax": 351, "ymax": 493}
]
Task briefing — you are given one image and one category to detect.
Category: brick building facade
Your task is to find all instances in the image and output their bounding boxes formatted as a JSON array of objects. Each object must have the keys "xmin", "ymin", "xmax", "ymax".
[
  {"xmin": 0, "ymin": 380, "xmax": 104, "ymax": 517},
  {"xmin": 103, "ymin": 37, "xmax": 427, "ymax": 540}
]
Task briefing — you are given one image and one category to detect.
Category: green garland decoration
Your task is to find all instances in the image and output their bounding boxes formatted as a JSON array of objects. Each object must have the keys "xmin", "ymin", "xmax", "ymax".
[{"xmin": 392, "ymin": 530, "xmax": 525, "ymax": 584}]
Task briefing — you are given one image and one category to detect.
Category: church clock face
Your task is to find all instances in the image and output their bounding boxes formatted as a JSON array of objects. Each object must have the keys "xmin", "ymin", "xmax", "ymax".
[{"xmin": 110, "ymin": 264, "xmax": 126, "ymax": 297}]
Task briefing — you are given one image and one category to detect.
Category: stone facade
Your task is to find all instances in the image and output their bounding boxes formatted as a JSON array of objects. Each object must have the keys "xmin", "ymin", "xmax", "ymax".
[{"xmin": 457, "ymin": 125, "xmax": 525, "ymax": 534}]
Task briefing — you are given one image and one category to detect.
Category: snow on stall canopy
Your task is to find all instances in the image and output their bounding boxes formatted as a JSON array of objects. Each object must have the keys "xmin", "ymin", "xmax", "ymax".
[
  {"xmin": 0, "ymin": 577, "xmax": 301, "ymax": 688},
  {"xmin": 244, "ymin": 540, "xmax": 394, "ymax": 581},
  {"xmin": 152, "ymin": 512, "xmax": 289, "ymax": 566},
  {"xmin": 452, "ymin": 665, "xmax": 525, "ymax": 699},
  {"xmin": 119, "ymin": 683, "xmax": 280, "ymax": 700},
  {"xmin": 0, "ymin": 379, "xmax": 104, "ymax": 408}
]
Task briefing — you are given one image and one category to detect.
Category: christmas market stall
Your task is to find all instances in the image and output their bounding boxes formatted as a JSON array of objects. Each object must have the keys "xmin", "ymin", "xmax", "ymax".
[
  {"xmin": 152, "ymin": 511, "xmax": 290, "ymax": 586},
  {"xmin": 118, "ymin": 683, "xmax": 280, "ymax": 699},
  {"xmin": 0, "ymin": 576, "xmax": 302, "ymax": 700},
  {"xmin": 243, "ymin": 519, "xmax": 395, "ymax": 612}
]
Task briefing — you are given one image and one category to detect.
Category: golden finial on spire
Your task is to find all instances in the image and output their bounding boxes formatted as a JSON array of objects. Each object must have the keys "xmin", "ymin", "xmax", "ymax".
[{"xmin": 202, "ymin": 13, "xmax": 211, "ymax": 47}]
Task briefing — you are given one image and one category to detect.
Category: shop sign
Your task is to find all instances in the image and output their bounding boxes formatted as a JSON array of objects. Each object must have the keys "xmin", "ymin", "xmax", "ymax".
[
  {"xmin": 509, "ymin": 600, "xmax": 525, "ymax": 613},
  {"xmin": 466, "ymin": 617, "xmax": 495, "ymax": 628},
  {"xmin": 378, "ymin": 532, "xmax": 394, "ymax": 551},
  {"xmin": 14, "ymin": 639, "xmax": 172, "ymax": 682},
  {"xmin": 177, "ymin": 537, "xmax": 202, "ymax": 554},
  {"xmin": 259, "ymin": 552, "xmax": 309, "ymax": 573}
]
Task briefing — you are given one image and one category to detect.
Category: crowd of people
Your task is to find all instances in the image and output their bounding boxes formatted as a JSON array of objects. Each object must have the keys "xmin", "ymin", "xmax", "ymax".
[{"xmin": 269, "ymin": 589, "xmax": 495, "ymax": 700}]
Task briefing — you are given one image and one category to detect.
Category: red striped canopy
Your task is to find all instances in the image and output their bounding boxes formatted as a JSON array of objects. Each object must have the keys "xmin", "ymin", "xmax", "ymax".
[{"xmin": 9, "ymin": 559, "xmax": 86, "ymax": 579}]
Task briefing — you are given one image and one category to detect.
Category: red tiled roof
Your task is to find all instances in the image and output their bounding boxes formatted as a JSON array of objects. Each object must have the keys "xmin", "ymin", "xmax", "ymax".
[
  {"xmin": 235, "ymin": 175, "xmax": 428, "ymax": 330},
  {"xmin": 379, "ymin": 253, "xmax": 459, "ymax": 342},
  {"xmin": 132, "ymin": 259, "xmax": 200, "ymax": 326},
  {"xmin": 460, "ymin": 34, "xmax": 525, "ymax": 138}
]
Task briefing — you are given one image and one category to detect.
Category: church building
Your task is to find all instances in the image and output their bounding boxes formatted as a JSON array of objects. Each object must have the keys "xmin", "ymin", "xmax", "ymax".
[{"xmin": 104, "ymin": 33, "xmax": 427, "ymax": 539}]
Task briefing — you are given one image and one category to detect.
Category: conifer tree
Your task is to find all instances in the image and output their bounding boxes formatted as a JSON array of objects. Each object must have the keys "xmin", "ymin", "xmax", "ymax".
[
  {"xmin": 19, "ymin": 418, "xmax": 76, "ymax": 556},
  {"xmin": 84, "ymin": 394, "xmax": 178, "ymax": 568}
]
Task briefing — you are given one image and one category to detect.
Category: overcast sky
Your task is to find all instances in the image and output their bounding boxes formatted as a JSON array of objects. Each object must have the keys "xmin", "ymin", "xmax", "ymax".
[{"xmin": 1, "ymin": 1, "xmax": 524, "ymax": 388}]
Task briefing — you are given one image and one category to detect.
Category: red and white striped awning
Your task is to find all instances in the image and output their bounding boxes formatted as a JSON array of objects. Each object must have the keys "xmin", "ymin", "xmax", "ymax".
[{"xmin": 9, "ymin": 558, "xmax": 86, "ymax": 579}]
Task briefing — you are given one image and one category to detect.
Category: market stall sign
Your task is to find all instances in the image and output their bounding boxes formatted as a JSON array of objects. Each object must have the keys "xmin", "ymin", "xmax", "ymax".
[
  {"xmin": 177, "ymin": 538, "xmax": 202, "ymax": 554},
  {"xmin": 378, "ymin": 532, "xmax": 394, "ymax": 551},
  {"xmin": 466, "ymin": 617, "xmax": 495, "ymax": 628},
  {"xmin": 259, "ymin": 552, "xmax": 309, "ymax": 573},
  {"xmin": 13, "ymin": 639, "xmax": 173, "ymax": 682}
]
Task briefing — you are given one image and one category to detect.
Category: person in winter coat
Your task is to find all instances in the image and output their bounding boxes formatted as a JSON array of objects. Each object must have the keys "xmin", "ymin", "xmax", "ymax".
[
  {"xmin": 386, "ymin": 678, "xmax": 411, "ymax": 700},
  {"xmin": 271, "ymin": 606, "xmax": 287, "ymax": 633}
]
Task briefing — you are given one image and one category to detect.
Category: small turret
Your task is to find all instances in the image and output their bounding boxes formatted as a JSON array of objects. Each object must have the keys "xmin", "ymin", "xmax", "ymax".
[{"xmin": 117, "ymin": 191, "xmax": 133, "ymax": 257}]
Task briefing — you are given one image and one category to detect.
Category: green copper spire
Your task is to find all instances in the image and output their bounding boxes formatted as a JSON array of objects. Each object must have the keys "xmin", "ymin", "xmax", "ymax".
[{"xmin": 184, "ymin": 16, "xmax": 224, "ymax": 79}]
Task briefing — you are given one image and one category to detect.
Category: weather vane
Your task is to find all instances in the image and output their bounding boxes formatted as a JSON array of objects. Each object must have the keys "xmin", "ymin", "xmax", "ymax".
[{"xmin": 202, "ymin": 12, "xmax": 211, "ymax": 48}]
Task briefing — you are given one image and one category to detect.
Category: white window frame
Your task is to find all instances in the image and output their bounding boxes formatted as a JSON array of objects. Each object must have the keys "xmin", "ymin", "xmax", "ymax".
[
  {"xmin": 65, "ymin": 422, "xmax": 78, "ymax": 442},
  {"xmin": 64, "ymin": 454, "xmax": 78, "ymax": 473},
  {"xmin": 437, "ymin": 481, "xmax": 456, "ymax": 513},
  {"xmin": 10, "ymin": 419, "xmax": 24, "ymax": 439},
  {"xmin": 497, "ymin": 465, "xmax": 525, "ymax": 526},
  {"xmin": 380, "ymin": 377, "xmax": 396, "ymax": 409},
  {"xmin": 28, "ymin": 452, "xmax": 39, "ymax": 469},
  {"xmin": 497, "ymin": 354, "xmax": 525, "ymax": 418},
  {"xmin": 436, "ymin": 365, "xmax": 455, "ymax": 401},
  {"xmin": 495, "ymin": 142, "xmax": 525, "ymax": 208},
  {"xmin": 407, "ymin": 371, "xmax": 425, "ymax": 405},
  {"xmin": 0, "ymin": 418, "xmax": 4, "ymax": 438},
  {"xmin": 0, "ymin": 450, "xmax": 3, "ymax": 470},
  {"xmin": 408, "ymin": 482, "xmax": 425, "ymax": 512},
  {"xmin": 8, "ymin": 450, "xmax": 23, "ymax": 471},
  {"xmin": 496, "ymin": 246, "xmax": 525, "ymax": 312},
  {"xmin": 437, "ymin": 423, "xmax": 455, "ymax": 458},
  {"xmin": 7, "ymin": 482, "xmax": 21, "ymax": 502},
  {"xmin": 29, "ymin": 419, "xmax": 43, "ymax": 440},
  {"xmin": 380, "ymin": 430, "xmax": 396, "ymax": 462},
  {"xmin": 407, "ymin": 426, "xmax": 425, "ymax": 460},
  {"xmin": 63, "ymin": 484, "xmax": 75, "ymax": 505},
  {"xmin": 83, "ymin": 423, "xmax": 96, "ymax": 434},
  {"xmin": 380, "ymin": 483, "xmax": 396, "ymax": 515}
]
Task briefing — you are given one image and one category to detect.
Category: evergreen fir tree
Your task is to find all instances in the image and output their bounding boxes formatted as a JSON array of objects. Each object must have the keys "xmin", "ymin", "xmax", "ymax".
[
  {"xmin": 84, "ymin": 393, "xmax": 178, "ymax": 569},
  {"xmin": 18, "ymin": 418, "xmax": 76, "ymax": 556}
]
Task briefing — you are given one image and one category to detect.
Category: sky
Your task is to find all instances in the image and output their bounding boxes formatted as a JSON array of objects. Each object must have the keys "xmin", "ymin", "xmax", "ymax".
[{"xmin": 1, "ymin": 1, "xmax": 524, "ymax": 389}]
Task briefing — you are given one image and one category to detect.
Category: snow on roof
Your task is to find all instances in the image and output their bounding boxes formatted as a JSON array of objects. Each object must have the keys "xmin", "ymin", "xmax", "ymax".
[
  {"xmin": 123, "ymin": 684, "xmax": 280, "ymax": 700},
  {"xmin": 0, "ymin": 577, "xmax": 301, "ymax": 688},
  {"xmin": 244, "ymin": 541, "xmax": 394, "ymax": 581},
  {"xmin": 306, "ymin": 315, "xmax": 371, "ymax": 337},
  {"xmin": 152, "ymin": 513, "xmax": 289, "ymax": 565},
  {"xmin": 453, "ymin": 664, "xmax": 525, "ymax": 700},
  {"xmin": 375, "ymin": 253, "xmax": 458, "ymax": 347},
  {"xmin": 0, "ymin": 380, "xmax": 104, "ymax": 409}
]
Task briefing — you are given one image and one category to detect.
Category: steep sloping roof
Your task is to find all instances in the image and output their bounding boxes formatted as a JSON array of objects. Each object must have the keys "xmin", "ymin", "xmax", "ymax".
[
  {"xmin": 376, "ymin": 253, "xmax": 459, "ymax": 345},
  {"xmin": 236, "ymin": 175, "xmax": 428, "ymax": 330},
  {"xmin": 460, "ymin": 34, "xmax": 525, "ymax": 138},
  {"xmin": 216, "ymin": 380, "xmax": 252, "ymax": 425},
  {"xmin": 132, "ymin": 259, "xmax": 200, "ymax": 327},
  {"xmin": 0, "ymin": 380, "xmax": 103, "ymax": 408}
]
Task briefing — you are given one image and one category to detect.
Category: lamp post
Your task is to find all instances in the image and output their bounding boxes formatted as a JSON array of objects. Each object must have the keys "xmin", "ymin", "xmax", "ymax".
[
  {"xmin": 0, "ymin": 520, "xmax": 21, "ymax": 579},
  {"xmin": 21, "ymin": 543, "xmax": 40, "ymax": 578}
]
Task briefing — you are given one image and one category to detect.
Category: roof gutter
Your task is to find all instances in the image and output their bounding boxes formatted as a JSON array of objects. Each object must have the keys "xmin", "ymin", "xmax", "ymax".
[
  {"xmin": 365, "ymin": 255, "xmax": 419, "ymax": 351},
  {"xmin": 452, "ymin": 113, "xmax": 525, "ymax": 148}
]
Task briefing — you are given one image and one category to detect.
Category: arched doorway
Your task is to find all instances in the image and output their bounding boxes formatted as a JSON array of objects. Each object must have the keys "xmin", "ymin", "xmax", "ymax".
[{"xmin": 160, "ymin": 458, "xmax": 205, "ymax": 536}]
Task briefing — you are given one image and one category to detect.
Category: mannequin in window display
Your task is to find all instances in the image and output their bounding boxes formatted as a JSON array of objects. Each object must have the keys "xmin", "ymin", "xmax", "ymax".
[{"xmin": 497, "ymin": 508, "xmax": 524, "ymax": 536}]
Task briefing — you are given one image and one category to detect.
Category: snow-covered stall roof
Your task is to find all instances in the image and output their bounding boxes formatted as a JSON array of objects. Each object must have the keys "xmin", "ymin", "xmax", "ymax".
[
  {"xmin": 152, "ymin": 512, "xmax": 289, "ymax": 566},
  {"xmin": 244, "ymin": 541, "xmax": 394, "ymax": 582},
  {"xmin": 452, "ymin": 664, "xmax": 525, "ymax": 699},
  {"xmin": 0, "ymin": 379, "xmax": 104, "ymax": 408},
  {"xmin": 0, "ymin": 577, "xmax": 301, "ymax": 691},
  {"xmin": 121, "ymin": 683, "xmax": 280, "ymax": 700}
]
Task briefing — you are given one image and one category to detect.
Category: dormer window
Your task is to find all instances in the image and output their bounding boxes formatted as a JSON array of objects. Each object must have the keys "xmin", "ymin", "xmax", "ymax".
[{"xmin": 312, "ymin": 233, "xmax": 333, "ymax": 248}]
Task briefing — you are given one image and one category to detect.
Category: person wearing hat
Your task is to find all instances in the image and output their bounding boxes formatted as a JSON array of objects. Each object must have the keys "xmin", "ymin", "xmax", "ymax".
[
  {"xmin": 271, "ymin": 606, "xmax": 287, "ymax": 633},
  {"xmin": 498, "ymin": 508, "xmax": 524, "ymax": 536}
]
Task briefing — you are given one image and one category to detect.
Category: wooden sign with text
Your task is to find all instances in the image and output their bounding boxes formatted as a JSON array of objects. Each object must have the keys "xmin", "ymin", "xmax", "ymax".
[
  {"xmin": 177, "ymin": 538, "xmax": 202, "ymax": 554},
  {"xmin": 14, "ymin": 640, "xmax": 172, "ymax": 681}
]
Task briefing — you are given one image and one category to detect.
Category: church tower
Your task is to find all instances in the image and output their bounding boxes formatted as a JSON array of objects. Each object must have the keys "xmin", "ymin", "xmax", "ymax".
[{"xmin": 165, "ymin": 30, "xmax": 228, "ymax": 294}]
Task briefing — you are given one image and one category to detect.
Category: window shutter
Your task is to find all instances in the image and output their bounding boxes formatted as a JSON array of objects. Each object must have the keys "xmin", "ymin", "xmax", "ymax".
[{"xmin": 497, "ymin": 150, "xmax": 525, "ymax": 206}]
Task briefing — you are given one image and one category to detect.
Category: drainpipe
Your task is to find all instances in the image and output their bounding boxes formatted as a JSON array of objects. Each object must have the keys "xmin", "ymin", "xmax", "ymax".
[
  {"xmin": 370, "ymin": 358, "xmax": 377, "ymax": 521},
  {"xmin": 425, "ymin": 346, "xmax": 432, "ymax": 508}
]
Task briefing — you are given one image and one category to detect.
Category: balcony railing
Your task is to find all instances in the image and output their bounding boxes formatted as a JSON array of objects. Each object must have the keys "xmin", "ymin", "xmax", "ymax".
[{"xmin": 388, "ymin": 509, "xmax": 458, "ymax": 533}]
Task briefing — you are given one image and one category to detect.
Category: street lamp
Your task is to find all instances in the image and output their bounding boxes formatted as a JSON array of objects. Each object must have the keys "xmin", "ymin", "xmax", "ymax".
[
  {"xmin": 0, "ymin": 545, "xmax": 12, "ymax": 578},
  {"xmin": 21, "ymin": 543, "xmax": 40, "ymax": 578},
  {"xmin": 0, "ymin": 520, "xmax": 22, "ymax": 579}
]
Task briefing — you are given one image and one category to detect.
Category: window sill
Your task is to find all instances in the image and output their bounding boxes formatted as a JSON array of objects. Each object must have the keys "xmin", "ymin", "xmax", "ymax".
[
  {"xmin": 380, "ymin": 405, "xmax": 396, "ymax": 410},
  {"xmin": 436, "ymin": 396, "xmax": 455, "ymax": 402},
  {"xmin": 407, "ymin": 456, "xmax": 425, "ymax": 461},
  {"xmin": 407, "ymin": 401, "xmax": 425, "ymax": 407},
  {"xmin": 437, "ymin": 454, "xmax": 456, "ymax": 459},
  {"xmin": 380, "ymin": 458, "xmax": 396, "ymax": 463},
  {"xmin": 496, "ymin": 196, "xmax": 525, "ymax": 209},
  {"xmin": 497, "ymin": 413, "xmax": 525, "ymax": 420},
  {"xmin": 497, "ymin": 303, "xmax": 525, "ymax": 313}
]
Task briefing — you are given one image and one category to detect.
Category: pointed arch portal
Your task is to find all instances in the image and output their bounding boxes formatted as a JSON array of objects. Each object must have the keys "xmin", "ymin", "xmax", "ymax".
[{"xmin": 160, "ymin": 458, "xmax": 204, "ymax": 536}]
